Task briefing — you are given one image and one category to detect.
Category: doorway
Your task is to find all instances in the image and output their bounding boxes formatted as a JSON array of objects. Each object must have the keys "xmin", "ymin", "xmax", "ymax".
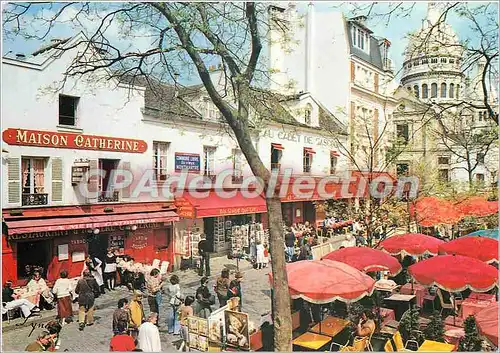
[
  {"xmin": 304, "ymin": 202, "xmax": 316, "ymax": 224},
  {"xmin": 86, "ymin": 234, "xmax": 109, "ymax": 262},
  {"xmin": 203, "ymin": 218, "xmax": 215, "ymax": 252},
  {"xmin": 17, "ymin": 240, "xmax": 52, "ymax": 279}
]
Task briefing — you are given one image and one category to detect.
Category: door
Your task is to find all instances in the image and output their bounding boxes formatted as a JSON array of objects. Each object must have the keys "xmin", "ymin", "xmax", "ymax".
[
  {"xmin": 86, "ymin": 233, "xmax": 109, "ymax": 262},
  {"xmin": 203, "ymin": 218, "xmax": 215, "ymax": 252},
  {"xmin": 16, "ymin": 240, "xmax": 52, "ymax": 280}
]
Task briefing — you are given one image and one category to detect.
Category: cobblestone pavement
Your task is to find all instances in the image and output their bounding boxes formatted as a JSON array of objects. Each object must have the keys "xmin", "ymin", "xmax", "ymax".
[{"xmin": 2, "ymin": 257, "xmax": 272, "ymax": 352}]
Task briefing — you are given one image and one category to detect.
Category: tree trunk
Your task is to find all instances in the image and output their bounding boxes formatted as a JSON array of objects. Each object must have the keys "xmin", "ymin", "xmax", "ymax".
[{"xmin": 266, "ymin": 196, "xmax": 292, "ymax": 351}]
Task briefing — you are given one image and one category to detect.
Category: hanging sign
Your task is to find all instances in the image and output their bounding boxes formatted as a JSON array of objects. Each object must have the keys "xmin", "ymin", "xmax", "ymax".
[{"xmin": 2, "ymin": 128, "xmax": 148, "ymax": 153}]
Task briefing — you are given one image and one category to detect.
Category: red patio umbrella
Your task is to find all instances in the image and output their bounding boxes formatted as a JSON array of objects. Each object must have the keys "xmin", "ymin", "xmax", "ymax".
[
  {"xmin": 269, "ymin": 259, "xmax": 375, "ymax": 304},
  {"xmin": 411, "ymin": 196, "xmax": 463, "ymax": 227},
  {"xmin": 455, "ymin": 196, "xmax": 499, "ymax": 218},
  {"xmin": 378, "ymin": 233, "xmax": 445, "ymax": 257},
  {"xmin": 438, "ymin": 236, "xmax": 498, "ymax": 264},
  {"xmin": 408, "ymin": 255, "xmax": 498, "ymax": 292},
  {"xmin": 475, "ymin": 302, "xmax": 498, "ymax": 347},
  {"xmin": 323, "ymin": 247, "xmax": 402, "ymax": 276}
]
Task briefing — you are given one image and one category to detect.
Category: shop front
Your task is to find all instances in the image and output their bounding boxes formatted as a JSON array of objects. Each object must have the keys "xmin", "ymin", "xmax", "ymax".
[
  {"xmin": 2, "ymin": 204, "xmax": 178, "ymax": 286},
  {"xmin": 174, "ymin": 189, "xmax": 268, "ymax": 264}
]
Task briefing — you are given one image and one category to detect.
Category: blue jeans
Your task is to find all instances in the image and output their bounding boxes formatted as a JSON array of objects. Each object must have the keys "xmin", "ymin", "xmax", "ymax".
[
  {"xmin": 286, "ymin": 247, "xmax": 294, "ymax": 262},
  {"xmin": 167, "ymin": 304, "xmax": 180, "ymax": 334}
]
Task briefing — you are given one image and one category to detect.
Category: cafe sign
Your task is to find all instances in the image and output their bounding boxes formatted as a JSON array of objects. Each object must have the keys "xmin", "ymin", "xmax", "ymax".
[
  {"xmin": 2, "ymin": 128, "xmax": 148, "ymax": 153},
  {"xmin": 260, "ymin": 129, "xmax": 335, "ymax": 148}
]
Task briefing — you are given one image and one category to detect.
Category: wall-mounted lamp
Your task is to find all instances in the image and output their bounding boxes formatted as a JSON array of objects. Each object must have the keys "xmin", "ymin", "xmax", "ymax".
[
  {"xmin": 131, "ymin": 225, "xmax": 138, "ymax": 231},
  {"xmin": 93, "ymin": 228, "xmax": 100, "ymax": 235}
]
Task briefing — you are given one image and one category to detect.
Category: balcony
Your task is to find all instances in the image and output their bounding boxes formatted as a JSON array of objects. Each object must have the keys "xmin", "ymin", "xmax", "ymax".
[
  {"xmin": 22, "ymin": 193, "xmax": 49, "ymax": 206},
  {"xmin": 98, "ymin": 191, "xmax": 120, "ymax": 203}
]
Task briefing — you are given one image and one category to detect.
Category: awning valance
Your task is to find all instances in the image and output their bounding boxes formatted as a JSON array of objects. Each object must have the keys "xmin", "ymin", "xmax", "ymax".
[
  {"xmin": 5, "ymin": 211, "xmax": 179, "ymax": 236},
  {"xmin": 304, "ymin": 147, "xmax": 316, "ymax": 155},
  {"xmin": 271, "ymin": 143, "xmax": 285, "ymax": 151}
]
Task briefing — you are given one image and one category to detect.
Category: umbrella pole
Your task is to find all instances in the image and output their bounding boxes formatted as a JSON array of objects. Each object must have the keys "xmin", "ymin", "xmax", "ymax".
[{"xmin": 452, "ymin": 293, "xmax": 456, "ymax": 326}]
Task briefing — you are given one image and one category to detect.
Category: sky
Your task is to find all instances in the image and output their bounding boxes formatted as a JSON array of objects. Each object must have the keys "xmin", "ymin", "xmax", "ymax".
[{"xmin": 2, "ymin": 1, "xmax": 497, "ymax": 83}]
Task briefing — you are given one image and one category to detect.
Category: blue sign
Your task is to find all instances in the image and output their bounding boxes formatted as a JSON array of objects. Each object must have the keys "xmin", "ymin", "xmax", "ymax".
[{"xmin": 175, "ymin": 153, "xmax": 201, "ymax": 172}]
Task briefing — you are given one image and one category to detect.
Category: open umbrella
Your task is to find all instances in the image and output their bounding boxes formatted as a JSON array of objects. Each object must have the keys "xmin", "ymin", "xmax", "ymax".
[
  {"xmin": 323, "ymin": 247, "xmax": 402, "ymax": 276},
  {"xmin": 466, "ymin": 229, "xmax": 499, "ymax": 239},
  {"xmin": 455, "ymin": 197, "xmax": 499, "ymax": 218},
  {"xmin": 269, "ymin": 259, "xmax": 375, "ymax": 304},
  {"xmin": 411, "ymin": 197, "xmax": 463, "ymax": 227},
  {"xmin": 378, "ymin": 233, "xmax": 445, "ymax": 257},
  {"xmin": 408, "ymin": 255, "xmax": 498, "ymax": 293},
  {"xmin": 475, "ymin": 302, "xmax": 498, "ymax": 347},
  {"xmin": 438, "ymin": 237, "xmax": 498, "ymax": 264}
]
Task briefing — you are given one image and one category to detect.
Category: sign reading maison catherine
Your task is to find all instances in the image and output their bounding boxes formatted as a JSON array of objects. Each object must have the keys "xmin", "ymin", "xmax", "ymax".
[
  {"xmin": 174, "ymin": 153, "xmax": 201, "ymax": 172},
  {"xmin": 2, "ymin": 128, "xmax": 148, "ymax": 153}
]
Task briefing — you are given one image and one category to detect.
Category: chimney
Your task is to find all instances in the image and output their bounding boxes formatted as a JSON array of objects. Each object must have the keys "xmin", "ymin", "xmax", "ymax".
[
  {"xmin": 15, "ymin": 53, "xmax": 26, "ymax": 60},
  {"xmin": 51, "ymin": 38, "xmax": 63, "ymax": 44}
]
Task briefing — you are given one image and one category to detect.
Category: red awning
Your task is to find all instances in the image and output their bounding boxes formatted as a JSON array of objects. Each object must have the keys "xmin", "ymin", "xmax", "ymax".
[
  {"xmin": 271, "ymin": 143, "xmax": 284, "ymax": 151},
  {"xmin": 304, "ymin": 147, "xmax": 316, "ymax": 155},
  {"xmin": 330, "ymin": 151, "xmax": 340, "ymax": 157},
  {"xmin": 176, "ymin": 190, "xmax": 267, "ymax": 218},
  {"xmin": 5, "ymin": 211, "xmax": 179, "ymax": 236}
]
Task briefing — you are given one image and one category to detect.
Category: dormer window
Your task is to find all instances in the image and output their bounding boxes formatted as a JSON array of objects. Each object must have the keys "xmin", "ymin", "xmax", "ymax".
[
  {"xmin": 352, "ymin": 25, "xmax": 368, "ymax": 52},
  {"xmin": 304, "ymin": 104, "xmax": 312, "ymax": 125}
]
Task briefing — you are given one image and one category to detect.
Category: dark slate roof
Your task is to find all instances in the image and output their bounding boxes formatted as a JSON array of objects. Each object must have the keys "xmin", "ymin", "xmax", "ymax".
[{"xmin": 346, "ymin": 21, "xmax": 384, "ymax": 71}]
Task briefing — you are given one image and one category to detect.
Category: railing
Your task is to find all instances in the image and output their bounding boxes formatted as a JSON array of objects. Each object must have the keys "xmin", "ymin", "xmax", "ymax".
[
  {"xmin": 98, "ymin": 191, "xmax": 120, "ymax": 202},
  {"xmin": 22, "ymin": 193, "xmax": 49, "ymax": 206}
]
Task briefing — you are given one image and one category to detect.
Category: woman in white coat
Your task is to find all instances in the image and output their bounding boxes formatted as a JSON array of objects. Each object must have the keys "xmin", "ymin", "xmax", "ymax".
[
  {"xmin": 82, "ymin": 255, "xmax": 105, "ymax": 294},
  {"xmin": 256, "ymin": 241, "xmax": 266, "ymax": 270}
]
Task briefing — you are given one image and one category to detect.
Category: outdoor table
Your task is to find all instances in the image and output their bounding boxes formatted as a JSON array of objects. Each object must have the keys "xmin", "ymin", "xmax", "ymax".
[
  {"xmin": 417, "ymin": 340, "xmax": 455, "ymax": 352},
  {"xmin": 292, "ymin": 332, "xmax": 332, "ymax": 351},
  {"xmin": 309, "ymin": 316, "xmax": 349, "ymax": 337},
  {"xmin": 461, "ymin": 298, "xmax": 493, "ymax": 319},
  {"xmin": 383, "ymin": 294, "xmax": 416, "ymax": 321},
  {"xmin": 444, "ymin": 328, "xmax": 465, "ymax": 346},
  {"xmin": 400, "ymin": 283, "xmax": 427, "ymax": 307},
  {"xmin": 378, "ymin": 308, "xmax": 396, "ymax": 327},
  {"xmin": 469, "ymin": 292, "xmax": 496, "ymax": 302}
]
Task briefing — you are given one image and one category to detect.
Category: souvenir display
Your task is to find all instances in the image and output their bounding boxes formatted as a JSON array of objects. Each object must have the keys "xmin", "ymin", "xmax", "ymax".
[
  {"xmin": 198, "ymin": 318, "xmax": 209, "ymax": 337},
  {"xmin": 224, "ymin": 310, "xmax": 250, "ymax": 350}
]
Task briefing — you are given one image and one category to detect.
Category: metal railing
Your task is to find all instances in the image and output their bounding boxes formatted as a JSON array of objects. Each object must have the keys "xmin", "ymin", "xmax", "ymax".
[
  {"xmin": 22, "ymin": 193, "xmax": 49, "ymax": 206},
  {"xmin": 98, "ymin": 191, "xmax": 119, "ymax": 202}
]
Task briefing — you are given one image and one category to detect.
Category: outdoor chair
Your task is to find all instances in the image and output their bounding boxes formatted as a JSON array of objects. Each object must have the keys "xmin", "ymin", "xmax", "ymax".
[
  {"xmin": 436, "ymin": 289, "xmax": 462, "ymax": 316},
  {"xmin": 3, "ymin": 307, "xmax": 21, "ymax": 324},
  {"xmin": 330, "ymin": 335, "xmax": 371, "ymax": 352},
  {"xmin": 393, "ymin": 331, "xmax": 418, "ymax": 351}
]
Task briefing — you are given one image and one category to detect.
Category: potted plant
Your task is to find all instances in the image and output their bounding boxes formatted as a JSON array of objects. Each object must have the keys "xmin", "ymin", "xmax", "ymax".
[
  {"xmin": 458, "ymin": 315, "xmax": 482, "ymax": 351},
  {"xmin": 423, "ymin": 311, "xmax": 445, "ymax": 342},
  {"xmin": 399, "ymin": 305, "xmax": 421, "ymax": 344}
]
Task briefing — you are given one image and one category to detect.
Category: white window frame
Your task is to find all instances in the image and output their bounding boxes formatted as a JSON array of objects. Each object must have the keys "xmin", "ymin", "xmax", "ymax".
[
  {"xmin": 352, "ymin": 25, "xmax": 369, "ymax": 53},
  {"xmin": 303, "ymin": 150, "xmax": 313, "ymax": 173},
  {"xmin": 21, "ymin": 157, "xmax": 46, "ymax": 195},
  {"xmin": 232, "ymin": 149, "xmax": 243, "ymax": 176},
  {"xmin": 153, "ymin": 141, "xmax": 170, "ymax": 181},
  {"xmin": 204, "ymin": 146, "xmax": 216, "ymax": 176}
]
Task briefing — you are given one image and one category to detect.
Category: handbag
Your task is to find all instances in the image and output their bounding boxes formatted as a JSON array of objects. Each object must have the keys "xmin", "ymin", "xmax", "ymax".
[{"xmin": 208, "ymin": 294, "xmax": 216, "ymax": 306}]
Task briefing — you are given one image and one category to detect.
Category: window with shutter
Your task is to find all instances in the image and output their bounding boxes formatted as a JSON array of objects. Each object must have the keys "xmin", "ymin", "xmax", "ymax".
[
  {"xmin": 88, "ymin": 159, "xmax": 99, "ymax": 202},
  {"xmin": 51, "ymin": 158, "xmax": 63, "ymax": 202},
  {"xmin": 8, "ymin": 157, "xmax": 21, "ymax": 204},
  {"xmin": 121, "ymin": 161, "xmax": 131, "ymax": 198}
]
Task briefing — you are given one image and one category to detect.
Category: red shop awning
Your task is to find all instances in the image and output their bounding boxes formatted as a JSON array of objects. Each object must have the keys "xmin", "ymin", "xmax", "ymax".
[
  {"xmin": 330, "ymin": 151, "xmax": 340, "ymax": 157},
  {"xmin": 271, "ymin": 143, "xmax": 285, "ymax": 151},
  {"xmin": 176, "ymin": 190, "xmax": 267, "ymax": 218},
  {"xmin": 304, "ymin": 147, "xmax": 316, "ymax": 155},
  {"xmin": 5, "ymin": 211, "xmax": 179, "ymax": 236}
]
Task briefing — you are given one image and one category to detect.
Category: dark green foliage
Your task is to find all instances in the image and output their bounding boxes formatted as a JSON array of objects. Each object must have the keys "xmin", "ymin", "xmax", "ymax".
[
  {"xmin": 423, "ymin": 311, "xmax": 445, "ymax": 342},
  {"xmin": 458, "ymin": 315, "xmax": 482, "ymax": 352},
  {"xmin": 399, "ymin": 305, "xmax": 421, "ymax": 342}
]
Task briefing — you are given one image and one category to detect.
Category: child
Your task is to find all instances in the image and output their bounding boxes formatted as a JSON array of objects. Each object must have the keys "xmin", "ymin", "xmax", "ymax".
[
  {"xmin": 178, "ymin": 296, "xmax": 195, "ymax": 351},
  {"xmin": 263, "ymin": 244, "xmax": 269, "ymax": 268}
]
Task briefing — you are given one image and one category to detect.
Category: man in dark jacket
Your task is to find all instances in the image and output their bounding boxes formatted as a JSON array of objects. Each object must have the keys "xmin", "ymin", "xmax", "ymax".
[
  {"xmin": 198, "ymin": 234, "xmax": 211, "ymax": 276},
  {"xmin": 284, "ymin": 228, "xmax": 295, "ymax": 262},
  {"xmin": 75, "ymin": 270, "xmax": 100, "ymax": 331}
]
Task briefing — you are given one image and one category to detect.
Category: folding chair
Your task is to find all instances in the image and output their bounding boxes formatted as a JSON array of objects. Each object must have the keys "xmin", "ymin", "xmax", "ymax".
[{"xmin": 393, "ymin": 331, "xmax": 419, "ymax": 352}]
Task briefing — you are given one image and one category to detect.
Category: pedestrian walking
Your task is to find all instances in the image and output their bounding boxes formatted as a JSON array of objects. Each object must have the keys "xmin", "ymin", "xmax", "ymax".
[
  {"xmin": 285, "ymin": 228, "xmax": 295, "ymax": 262},
  {"xmin": 104, "ymin": 248, "xmax": 118, "ymax": 291},
  {"xmin": 214, "ymin": 269, "xmax": 230, "ymax": 307},
  {"xmin": 146, "ymin": 268, "xmax": 164, "ymax": 322},
  {"xmin": 195, "ymin": 277, "xmax": 215, "ymax": 318},
  {"xmin": 51, "ymin": 270, "xmax": 74, "ymax": 324},
  {"xmin": 256, "ymin": 241, "xmax": 266, "ymax": 269},
  {"xmin": 110, "ymin": 321, "xmax": 136, "ymax": 351},
  {"xmin": 198, "ymin": 234, "xmax": 211, "ymax": 276},
  {"xmin": 178, "ymin": 296, "xmax": 195, "ymax": 351},
  {"xmin": 227, "ymin": 272, "xmax": 243, "ymax": 310},
  {"xmin": 75, "ymin": 270, "xmax": 99, "ymax": 331},
  {"xmin": 165, "ymin": 274, "xmax": 182, "ymax": 334},
  {"xmin": 138, "ymin": 312, "xmax": 162, "ymax": 352},
  {"xmin": 113, "ymin": 298, "xmax": 130, "ymax": 334},
  {"xmin": 129, "ymin": 291, "xmax": 145, "ymax": 340},
  {"xmin": 82, "ymin": 255, "xmax": 105, "ymax": 295}
]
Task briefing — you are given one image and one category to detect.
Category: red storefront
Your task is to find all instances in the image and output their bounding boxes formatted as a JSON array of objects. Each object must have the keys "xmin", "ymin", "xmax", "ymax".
[{"xmin": 2, "ymin": 202, "xmax": 178, "ymax": 286}]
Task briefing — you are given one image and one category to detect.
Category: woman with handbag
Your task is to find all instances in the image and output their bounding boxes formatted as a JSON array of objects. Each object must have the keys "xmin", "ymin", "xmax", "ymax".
[
  {"xmin": 165, "ymin": 275, "xmax": 182, "ymax": 334},
  {"xmin": 146, "ymin": 269, "xmax": 164, "ymax": 323},
  {"xmin": 195, "ymin": 277, "xmax": 215, "ymax": 319}
]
